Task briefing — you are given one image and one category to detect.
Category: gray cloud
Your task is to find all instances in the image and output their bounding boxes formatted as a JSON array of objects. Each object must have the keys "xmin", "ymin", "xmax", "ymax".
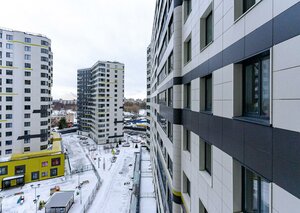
[{"xmin": 0, "ymin": 0, "xmax": 155, "ymax": 99}]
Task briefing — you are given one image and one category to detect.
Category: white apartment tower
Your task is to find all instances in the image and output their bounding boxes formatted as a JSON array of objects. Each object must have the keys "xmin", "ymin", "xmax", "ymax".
[
  {"xmin": 77, "ymin": 61, "xmax": 124, "ymax": 144},
  {"xmin": 147, "ymin": 0, "xmax": 300, "ymax": 213},
  {"xmin": 0, "ymin": 28, "xmax": 53, "ymax": 156}
]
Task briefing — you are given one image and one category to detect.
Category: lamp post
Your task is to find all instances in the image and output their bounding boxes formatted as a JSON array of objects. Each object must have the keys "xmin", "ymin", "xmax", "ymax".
[{"xmin": 31, "ymin": 183, "xmax": 40, "ymax": 213}]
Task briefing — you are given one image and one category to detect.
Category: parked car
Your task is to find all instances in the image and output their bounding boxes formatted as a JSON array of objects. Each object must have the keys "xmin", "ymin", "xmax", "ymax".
[
  {"xmin": 122, "ymin": 142, "xmax": 130, "ymax": 147},
  {"xmin": 111, "ymin": 156, "xmax": 117, "ymax": 163}
]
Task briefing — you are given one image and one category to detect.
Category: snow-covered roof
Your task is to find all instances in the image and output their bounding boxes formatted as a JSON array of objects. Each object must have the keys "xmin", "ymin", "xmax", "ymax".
[
  {"xmin": 45, "ymin": 191, "xmax": 74, "ymax": 208},
  {"xmin": 2, "ymin": 174, "xmax": 24, "ymax": 181}
]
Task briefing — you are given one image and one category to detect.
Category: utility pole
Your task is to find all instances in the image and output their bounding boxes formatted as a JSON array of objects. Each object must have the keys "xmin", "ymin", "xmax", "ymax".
[{"xmin": 31, "ymin": 184, "xmax": 40, "ymax": 213}]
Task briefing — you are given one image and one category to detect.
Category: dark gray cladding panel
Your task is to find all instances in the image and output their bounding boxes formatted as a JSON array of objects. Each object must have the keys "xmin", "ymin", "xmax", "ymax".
[
  {"xmin": 174, "ymin": 0, "xmax": 183, "ymax": 8},
  {"xmin": 223, "ymin": 37, "xmax": 245, "ymax": 66},
  {"xmin": 243, "ymin": 122, "xmax": 273, "ymax": 180},
  {"xmin": 245, "ymin": 20, "xmax": 273, "ymax": 58},
  {"xmin": 208, "ymin": 51, "xmax": 223, "ymax": 73},
  {"xmin": 222, "ymin": 118, "xmax": 245, "ymax": 162},
  {"xmin": 209, "ymin": 116, "xmax": 223, "ymax": 148},
  {"xmin": 273, "ymin": 128, "xmax": 300, "ymax": 198},
  {"xmin": 273, "ymin": 2, "xmax": 300, "ymax": 45},
  {"xmin": 198, "ymin": 112, "xmax": 210, "ymax": 141},
  {"xmin": 160, "ymin": 105, "xmax": 182, "ymax": 125},
  {"xmin": 182, "ymin": 109, "xmax": 199, "ymax": 134}
]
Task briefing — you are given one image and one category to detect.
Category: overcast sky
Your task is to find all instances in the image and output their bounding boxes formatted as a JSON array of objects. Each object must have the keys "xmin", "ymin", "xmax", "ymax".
[{"xmin": 0, "ymin": 0, "xmax": 155, "ymax": 100}]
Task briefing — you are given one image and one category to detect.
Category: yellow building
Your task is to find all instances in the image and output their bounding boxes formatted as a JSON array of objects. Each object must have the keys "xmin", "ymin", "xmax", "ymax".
[{"xmin": 0, "ymin": 132, "xmax": 65, "ymax": 189}]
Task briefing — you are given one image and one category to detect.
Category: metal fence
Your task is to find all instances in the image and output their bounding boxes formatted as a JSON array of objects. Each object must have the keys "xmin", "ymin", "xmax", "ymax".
[
  {"xmin": 80, "ymin": 179, "xmax": 102, "ymax": 213},
  {"xmin": 79, "ymin": 153, "xmax": 102, "ymax": 213}
]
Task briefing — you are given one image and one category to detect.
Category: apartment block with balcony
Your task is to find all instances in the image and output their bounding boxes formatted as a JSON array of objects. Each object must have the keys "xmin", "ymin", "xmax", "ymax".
[
  {"xmin": 77, "ymin": 61, "xmax": 124, "ymax": 144},
  {"xmin": 147, "ymin": 0, "xmax": 300, "ymax": 213},
  {"xmin": 0, "ymin": 28, "xmax": 53, "ymax": 156}
]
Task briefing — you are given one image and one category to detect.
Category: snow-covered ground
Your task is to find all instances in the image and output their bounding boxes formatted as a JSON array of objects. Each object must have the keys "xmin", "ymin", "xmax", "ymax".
[
  {"xmin": 0, "ymin": 133, "xmax": 156, "ymax": 213},
  {"xmin": 0, "ymin": 171, "xmax": 98, "ymax": 213},
  {"xmin": 140, "ymin": 148, "xmax": 156, "ymax": 213}
]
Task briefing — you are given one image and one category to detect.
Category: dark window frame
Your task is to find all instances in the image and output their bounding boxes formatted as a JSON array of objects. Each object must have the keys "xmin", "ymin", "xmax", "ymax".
[
  {"xmin": 242, "ymin": 51, "xmax": 270, "ymax": 120},
  {"xmin": 205, "ymin": 11, "xmax": 213, "ymax": 46}
]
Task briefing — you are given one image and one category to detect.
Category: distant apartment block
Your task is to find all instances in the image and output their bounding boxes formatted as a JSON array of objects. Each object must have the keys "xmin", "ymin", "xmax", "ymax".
[
  {"xmin": 0, "ymin": 28, "xmax": 53, "ymax": 156},
  {"xmin": 77, "ymin": 61, "xmax": 124, "ymax": 144},
  {"xmin": 147, "ymin": 1, "xmax": 300, "ymax": 213}
]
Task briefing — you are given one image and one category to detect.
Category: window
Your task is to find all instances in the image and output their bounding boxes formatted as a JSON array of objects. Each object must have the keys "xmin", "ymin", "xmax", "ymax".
[
  {"xmin": 167, "ymin": 51, "xmax": 174, "ymax": 73},
  {"xmin": 6, "ymin": 114, "xmax": 12, "ymax": 119},
  {"xmin": 24, "ymin": 88, "xmax": 31, "ymax": 93},
  {"xmin": 24, "ymin": 147, "xmax": 30, "ymax": 152},
  {"xmin": 50, "ymin": 168, "xmax": 58, "ymax": 177},
  {"xmin": 5, "ymin": 140, "xmax": 12, "ymax": 145},
  {"xmin": 25, "ymin": 37, "xmax": 31, "ymax": 43},
  {"xmin": 5, "ymin": 149, "xmax": 12, "ymax": 154},
  {"xmin": 184, "ymin": 36, "xmax": 192, "ymax": 64},
  {"xmin": 0, "ymin": 166, "xmax": 8, "ymax": 175},
  {"xmin": 201, "ymin": 74, "xmax": 212, "ymax": 112},
  {"xmin": 167, "ymin": 121, "xmax": 173, "ymax": 141},
  {"xmin": 242, "ymin": 167, "xmax": 269, "ymax": 213},
  {"xmin": 6, "ymin": 35, "xmax": 13, "ymax": 40},
  {"xmin": 25, "ymin": 63, "xmax": 31, "ymax": 68},
  {"xmin": 6, "ymin": 132, "xmax": 12, "ymax": 136},
  {"xmin": 42, "ymin": 161, "xmax": 48, "ymax": 167},
  {"xmin": 24, "ymin": 97, "xmax": 31, "ymax": 102},
  {"xmin": 25, "ymin": 71, "xmax": 31, "ymax": 76},
  {"xmin": 168, "ymin": 87, "xmax": 173, "ymax": 107},
  {"xmin": 41, "ymin": 40, "xmax": 49, "ymax": 46},
  {"xmin": 24, "ymin": 113, "xmax": 30, "ymax": 118},
  {"xmin": 183, "ymin": 172, "xmax": 191, "ymax": 196},
  {"xmin": 24, "ymin": 46, "xmax": 31, "ymax": 51},
  {"xmin": 51, "ymin": 158, "xmax": 61, "ymax": 166},
  {"xmin": 31, "ymin": 171, "xmax": 39, "ymax": 180},
  {"xmin": 168, "ymin": 16, "xmax": 174, "ymax": 40},
  {"xmin": 42, "ymin": 171, "xmax": 48, "ymax": 177},
  {"xmin": 243, "ymin": 51, "xmax": 270, "ymax": 119},
  {"xmin": 15, "ymin": 165, "xmax": 25, "ymax": 175},
  {"xmin": 6, "ymin": 61, "xmax": 13, "ymax": 67},
  {"xmin": 6, "ymin": 88, "xmax": 13, "ymax": 92},
  {"xmin": 6, "ymin": 70, "xmax": 13, "ymax": 75},
  {"xmin": 167, "ymin": 155, "xmax": 173, "ymax": 178},
  {"xmin": 184, "ymin": 0, "xmax": 192, "ymax": 21},
  {"xmin": 185, "ymin": 83, "xmax": 191, "ymax": 109},
  {"xmin": 6, "ymin": 105, "xmax": 12, "ymax": 110},
  {"xmin": 200, "ymin": 4, "xmax": 213, "ymax": 50},
  {"xmin": 24, "ymin": 54, "xmax": 31, "ymax": 60},
  {"xmin": 199, "ymin": 199, "xmax": 208, "ymax": 213},
  {"xmin": 205, "ymin": 12, "xmax": 213, "ymax": 46},
  {"xmin": 24, "ymin": 122, "xmax": 30, "ymax": 127},
  {"xmin": 41, "ymin": 48, "xmax": 48, "ymax": 54},
  {"xmin": 6, "ymin": 96, "xmax": 12, "ymax": 101},
  {"xmin": 6, "ymin": 79, "xmax": 13, "ymax": 84},
  {"xmin": 199, "ymin": 138, "xmax": 212, "ymax": 175},
  {"xmin": 184, "ymin": 129, "xmax": 191, "ymax": 152},
  {"xmin": 5, "ymin": 123, "xmax": 12, "ymax": 128},
  {"xmin": 234, "ymin": 0, "xmax": 257, "ymax": 20},
  {"xmin": 6, "ymin": 52, "xmax": 13, "ymax": 58},
  {"xmin": 25, "ymin": 80, "xmax": 31, "ymax": 85},
  {"xmin": 24, "ymin": 105, "xmax": 31, "ymax": 110}
]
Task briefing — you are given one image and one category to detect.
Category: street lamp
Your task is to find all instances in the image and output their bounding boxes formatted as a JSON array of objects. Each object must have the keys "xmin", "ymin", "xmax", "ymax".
[{"xmin": 31, "ymin": 183, "xmax": 40, "ymax": 213}]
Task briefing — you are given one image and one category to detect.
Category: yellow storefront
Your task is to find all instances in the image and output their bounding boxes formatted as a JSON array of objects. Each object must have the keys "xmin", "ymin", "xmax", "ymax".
[{"xmin": 0, "ymin": 132, "xmax": 65, "ymax": 189}]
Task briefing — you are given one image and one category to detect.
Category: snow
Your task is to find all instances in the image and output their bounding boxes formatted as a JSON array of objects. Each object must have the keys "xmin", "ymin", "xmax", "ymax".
[
  {"xmin": 0, "ymin": 171, "xmax": 98, "ymax": 213},
  {"xmin": 139, "ymin": 148, "xmax": 156, "ymax": 213},
  {"xmin": 0, "ymin": 133, "xmax": 157, "ymax": 213}
]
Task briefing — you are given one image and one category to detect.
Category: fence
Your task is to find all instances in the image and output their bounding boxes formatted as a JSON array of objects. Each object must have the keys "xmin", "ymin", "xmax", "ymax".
[
  {"xmin": 70, "ymin": 164, "xmax": 94, "ymax": 175},
  {"xmin": 79, "ymin": 153, "xmax": 102, "ymax": 213}
]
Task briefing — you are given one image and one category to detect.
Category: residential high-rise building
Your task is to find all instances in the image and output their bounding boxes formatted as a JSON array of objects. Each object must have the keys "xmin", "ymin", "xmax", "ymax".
[
  {"xmin": 0, "ymin": 28, "xmax": 53, "ymax": 156},
  {"xmin": 147, "ymin": 1, "xmax": 300, "ymax": 213},
  {"xmin": 77, "ymin": 61, "xmax": 124, "ymax": 144}
]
